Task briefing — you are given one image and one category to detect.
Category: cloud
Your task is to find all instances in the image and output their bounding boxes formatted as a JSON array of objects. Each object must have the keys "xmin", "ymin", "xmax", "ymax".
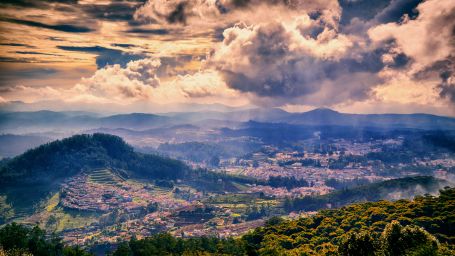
[
  {"xmin": 1, "ymin": 0, "xmax": 453, "ymax": 114},
  {"xmin": 125, "ymin": 28, "xmax": 170, "ymax": 35},
  {"xmin": 368, "ymin": 0, "xmax": 455, "ymax": 104},
  {"xmin": 0, "ymin": 0, "xmax": 77, "ymax": 9},
  {"xmin": 0, "ymin": 43, "xmax": 35, "ymax": 47},
  {"xmin": 1, "ymin": 85, "xmax": 64, "ymax": 103},
  {"xmin": 15, "ymin": 51, "xmax": 63, "ymax": 56},
  {"xmin": 1, "ymin": 59, "xmax": 162, "ymax": 105},
  {"xmin": 339, "ymin": 0, "xmax": 423, "ymax": 25},
  {"xmin": 111, "ymin": 43, "xmax": 136, "ymax": 48},
  {"xmin": 171, "ymin": 69, "xmax": 237, "ymax": 98},
  {"xmin": 204, "ymin": 14, "xmax": 390, "ymax": 106},
  {"xmin": 56, "ymin": 46, "xmax": 144, "ymax": 68},
  {"xmin": 437, "ymin": 59, "xmax": 455, "ymax": 104},
  {"xmin": 81, "ymin": 1, "xmax": 144, "ymax": 22},
  {"xmin": 368, "ymin": 0, "xmax": 455, "ymax": 68},
  {"xmin": 373, "ymin": 0, "xmax": 422, "ymax": 24},
  {"xmin": 1, "ymin": 58, "xmax": 248, "ymax": 107},
  {"xmin": 0, "ymin": 17, "xmax": 94, "ymax": 33},
  {"xmin": 134, "ymin": 0, "xmax": 341, "ymax": 29},
  {"xmin": 134, "ymin": 0, "xmax": 437, "ymax": 108},
  {"xmin": 73, "ymin": 58, "xmax": 161, "ymax": 102}
]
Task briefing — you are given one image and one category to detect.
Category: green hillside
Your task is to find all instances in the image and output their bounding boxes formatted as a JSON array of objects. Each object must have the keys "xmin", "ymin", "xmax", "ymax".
[
  {"xmin": 87, "ymin": 168, "xmax": 125, "ymax": 185},
  {"xmin": 0, "ymin": 134, "xmax": 189, "ymax": 224},
  {"xmin": 0, "ymin": 133, "xmax": 188, "ymax": 185}
]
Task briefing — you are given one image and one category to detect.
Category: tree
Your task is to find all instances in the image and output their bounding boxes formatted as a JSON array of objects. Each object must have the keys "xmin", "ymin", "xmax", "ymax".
[
  {"xmin": 0, "ymin": 196, "xmax": 14, "ymax": 225},
  {"xmin": 339, "ymin": 232, "xmax": 377, "ymax": 256},
  {"xmin": 112, "ymin": 243, "xmax": 132, "ymax": 256},
  {"xmin": 380, "ymin": 221, "xmax": 439, "ymax": 256}
]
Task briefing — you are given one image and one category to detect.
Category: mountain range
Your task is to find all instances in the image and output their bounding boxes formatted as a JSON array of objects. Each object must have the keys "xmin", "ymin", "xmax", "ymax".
[{"xmin": 1, "ymin": 108, "xmax": 455, "ymax": 132}]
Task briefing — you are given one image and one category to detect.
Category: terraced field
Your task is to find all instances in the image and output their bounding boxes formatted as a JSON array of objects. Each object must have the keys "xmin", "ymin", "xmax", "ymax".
[{"xmin": 87, "ymin": 169, "xmax": 125, "ymax": 185}]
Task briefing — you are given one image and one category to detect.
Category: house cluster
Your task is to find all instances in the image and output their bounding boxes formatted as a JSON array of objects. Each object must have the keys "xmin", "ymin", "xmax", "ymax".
[
  {"xmin": 246, "ymin": 185, "xmax": 334, "ymax": 198},
  {"xmin": 60, "ymin": 175, "xmax": 156, "ymax": 212}
]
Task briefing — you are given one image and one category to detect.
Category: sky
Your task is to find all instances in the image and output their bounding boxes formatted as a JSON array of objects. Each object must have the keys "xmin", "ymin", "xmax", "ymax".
[{"xmin": 0, "ymin": 0, "xmax": 454, "ymax": 115}]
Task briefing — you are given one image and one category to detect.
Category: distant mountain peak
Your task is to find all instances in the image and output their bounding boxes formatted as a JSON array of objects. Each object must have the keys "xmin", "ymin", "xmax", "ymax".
[{"xmin": 308, "ymin": 107, "xmax": 339, "ymax": 114}]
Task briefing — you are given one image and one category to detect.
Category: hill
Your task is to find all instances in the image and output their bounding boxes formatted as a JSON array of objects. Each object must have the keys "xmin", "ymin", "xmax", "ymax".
[
  {"xmin": 0, "ymin": 133, "xmax": 187, "ymax": 186},
  {"xmin": 98, "ymin": 113, "xmax": 172, "ymax": 129},
  {"xmin": 0, "ymin": 111, "xmax": 171, "ymax": 131},
  {"xmin": 176, "ymin": 107, "xmax": 455, "ymax": 130},
  {"xmin": 0, "ymin": 134, "xmax": 261, "ymax": 224},
  {"xmin": 0, "ymin": 134, "xmax": 189, "ymax": 221},
  {"xmin": 283, "ymin": 108, "xmax": 455, "ymax": 129},
  {"xmin": 1, "ymin": 108, "xmax": 454, "ymax": 132}
]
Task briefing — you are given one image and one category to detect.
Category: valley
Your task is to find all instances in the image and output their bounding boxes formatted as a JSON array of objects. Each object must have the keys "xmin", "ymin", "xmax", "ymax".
[{"xmin": 0, "ymin": 109, "xmax": 454, "ymax": 255}]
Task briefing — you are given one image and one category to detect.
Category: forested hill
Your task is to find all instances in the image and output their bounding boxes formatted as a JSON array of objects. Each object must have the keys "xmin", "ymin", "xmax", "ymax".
[
  {"xmin": 0, "ymin": 133, "xmax": 188, "ymax": 185},
  {"xmin": 237, "ymin": 187, "xmax": 455, "ymax": 255}
]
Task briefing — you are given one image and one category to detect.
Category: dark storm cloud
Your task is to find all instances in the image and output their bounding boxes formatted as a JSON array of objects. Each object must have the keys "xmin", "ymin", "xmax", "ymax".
[
  {"xmin": 0, "ymin": 43, "xmax": 35, "ymax": 48},
  {"xmin": 14, "ymin": 51, "xmax": 63, "ymax": 57},
  {"xmin": 417, "ymin": 57, "xmax": 455, "ymax": 104},
  {"xmin": 111, "ymin": 44, "xmax": 136, "ymax": 48},
  {"xmin": 339, "ymin": 0, "xmax": 423, "ymax": 25},
  {"xmin": 0, "ymin": 57, "xmax": 32, "ymax": 63},
  {"xmin": 1, "ymin": 0, "xmax": 146, "ymax": 24},
  {"xmin": 167, "ymin": 2, "xmax": 187, "ymax": 24},
  {"xmin": 440, "ymin": 71, "xmax": 455, "ymax": 104},
  {"xmin": 125, "ymin": 28, "xmax": 170, "ymax": 35},
  {"xmin": 339, "ymin": 0, "xmax": 389, "ymax": 24},
  {"xmin": 341, "ymin": 43, "xmax": 409, "ymax": 74},
  {"xmin": 374, "ymin": 0, "xmax": 422, "ymax": 23},
  {"xmin": 150, "ymin": 0, "xmax": 334, "ymax": 25},
  {"xmin": 0, "ymin": 56, "xmax": 62, "ymax": 63},
  {"xmin": 81, "ymin": 1, "xmax": 144, "ymax": 22},
  {"xmin": 56, "ymin": 46, "xmax": 144, "ymax": 68},
  {"xmin": 1, "ymin": 18, "xmax": 93, "ymax": 33},
  {"xmin": 47, "ymin": 37, "xmax": 65, "ymax": 41},
  {"xmin": 0, "ymin": 0, "xmax": 77, "ymax": 9},
  {"xmin": 208, "ymin": 15, "xmax": 422, "ymax": 105}
]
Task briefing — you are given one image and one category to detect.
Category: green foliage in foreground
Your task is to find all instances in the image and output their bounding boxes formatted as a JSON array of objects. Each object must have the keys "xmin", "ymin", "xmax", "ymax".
[
  {"xmin": 111, "ymin": 187, "xmax": 455, "ymax": 255},
  {"xmin": 1, "ymin": 188, "xmax": 454, "ymax": 255},
  {"xmin": 241, "ymin": 187, "xmax": 455, "ymax": 255},
  {"xmin": 0, "ymin": 223, "xmax": 91, "ymax": 256}
]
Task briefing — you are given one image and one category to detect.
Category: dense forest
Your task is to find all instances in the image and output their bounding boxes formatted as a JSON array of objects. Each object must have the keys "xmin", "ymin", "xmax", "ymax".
[
  {"xmin": 1, "ymin": 187, "xmax": 453, "ymax": 255},
  {"xmin": 0, "ymin": 133, "xmax": 189, "ymax": 185}
]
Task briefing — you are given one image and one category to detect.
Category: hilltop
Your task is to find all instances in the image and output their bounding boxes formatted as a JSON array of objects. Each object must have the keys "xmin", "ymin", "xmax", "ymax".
[{"xmin": 0, "ymin": 133, "xmax": 187, "ymax": 185}]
